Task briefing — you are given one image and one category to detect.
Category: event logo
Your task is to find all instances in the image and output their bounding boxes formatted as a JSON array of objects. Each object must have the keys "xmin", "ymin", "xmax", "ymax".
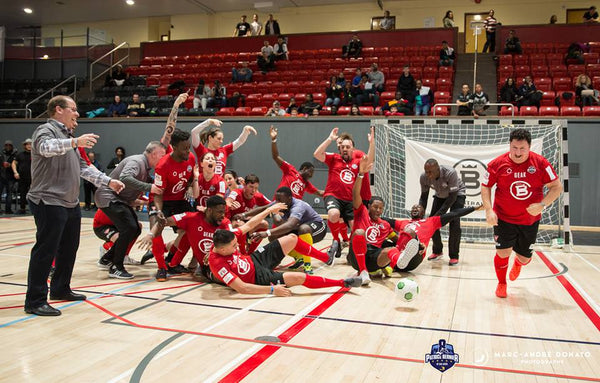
[
  {"xmin": 172, "ymin": 180, "xmax": 186, "ymax": 195},
  {"xmin": 198, "ymin": 239, "xmax": 213, "ymax": 254},
  {"xmin": 425, "ymin": 339, "xmax": 460, "ymax": 372},
  {"xmin": 339, "ymin": 169, "xmax": 355, "ymax": 184},
  {"xmin": 510, "ymin": 180, "xmax": 532, "ymax": 200},
  {"xmin": 365, "ymin": 226, "xmax": 381, "ymax": 243},
  {"xmin": 290, "ymin": 179, "xmax": 304, "ymax": 196},
  {"xmin": 453, "ymin": 159, "xmax": 487, "ymax": 197},
  {"xmin": 234, "ymin": 255, "xmax": 251, "ymax": 275}
]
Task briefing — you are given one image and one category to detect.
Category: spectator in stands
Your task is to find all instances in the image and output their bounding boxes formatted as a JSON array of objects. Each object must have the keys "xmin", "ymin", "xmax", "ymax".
[
  {"xmin": 471, "ymin": 83, "xmax": 490, "ymax": 117},
  {"xmin": 443, "ymin": 11, "xmax": 455, "ymax": 28},
  {"xmin": 368, "ymin": 63, "xmax": 385, "ymax": 93},
  {"xmin": 379, "ymin": 10, "xmax": 395, "ymax": 30},
  {"xmin": 127, "ymin": 93, "xmax": 146, "ymax": 117},
  {"xmin": 11, "ymin": 138, "xmax": 31, "ymax": 214},
  {"xmin": 250, "ymin": 14, "xmax": 263, "ymax": 36},
  {"xmin": 566, "ymin": 42, "xmax": 585, "ymax": 64},
  {"xmin": 336, "ymin": 72, "xmax": 346, "ymax": 87},
  {"xmin": 209, "ymin": 80, "xmax": 227, "ymax": 108},
  {"xmin": 299, "ymin": 93, "xmax": 322, "ymax": 115},
  {"xmin": 414, "ymin": 79, "xmax": 434, "ymax": 116},
  {"xmin": 1, "ymin": 140, "xmax": 17, "ymax": 214},
  {"xmin": 83, "ymin": 151, "xmax": 102, "ymax": 210},
  {"xmin": 440, "ymin": 40, "xmax": 455, "ymax": 66},
  {"xmin": 352, "ymin": 68, "xmax": 363, "ymax": 89},
  {"xmin": 257, "ymin": 51, "xmax": 276, "ymax": 74},
  {"xmin": 231, "ymin": 62, "xmax": 253, "ymax": 83},
  {"xmin": 289, "ymin": 107, "xmax": 300, "ymax": 117},
  {"xmin": 583, "ymin": 6, "xmax": 599, "ymax": 23},
  {"xmin": 265, "ymin": 14, "xmax": 281, "ymax": 35},
  {"xmin": 311, "ymin": 108, "xmax": 320, "ymax": 116},
  {"xmin": 517, "ymin": 76, "xmax": 543, "ymax": 107},
  {"xmin": 105, "ymin": 64, "xmax": 129, "ymax": 87},
  {"xmin": 341, "ymin": 81, "xmax": 357, "ymax": 106},
  {"xmin": 503, "ymin": 30, "xmax": 523, "ymax": 55},
  {"xmin": 499, "ymin": 77, "xmax": 519, "ymax": 104},
  {"xmin": 227, "ymin": 91, "xmax": 245, "ymax": 108},
  {"xmin": 385, "ymin": 105, "xmax": 404, "ymax": 116},
  {"xmin": 325, "ymin": 76, "xmax": 343, "ymax": 107},
  {"xmin": 575, "ymin": 74, "xmax": 599, "ymax": 106},
  {"xmin": 381, "ymin": 91, "xmax": 412, "ymax": 115},
  {"xmin": 456, "ymin": 83, "xmax": 473, "ymax": 116},
  {"xmin": 482, "ymin": 10, "xmax": 498, "ymax": 54},
  {"xmin": 107, "ymin": 95, "xmax": 127, "ymax": 117},
  {"xmin": 193, "ymin": 79, "xmax": 212, "ymax": 111},
  {"xmin": 549, "ymin": 15, "xmax": 558, "ymax": 24},
  {"xmin": 342, "ymin": 34, "xmax": 362, "ymax": 58},
  {"xmin": 106, "ymin": 146, "xmax": 125, "ymax": 172},
  {"xmin": 273, "ymin": 35, "xmax": 289, "ymax": 61},
  {"xmin": 261, "ymin": 40, "xmax": 274, "ymax": 57},
  {"xmin": 286, "ymin": 97, "xmax": 299, "ymax": 114},
  {"xmin": 233, "ymin": 15, "xmax": 251, "ymax": 37},
  {"xmin": 357, "ymin": 74, "xmax": 380, "ymax": 107},
  {"xmin": 266, "ymin": 100, "xmax": 286, "ymax": 116},
  {"xmin": 349, "ymin": 104, "xmax": 362, "ymax": 116},
  {"xmin": 396, "ymin": 65, "xmax": 416, "ymax": 103}
]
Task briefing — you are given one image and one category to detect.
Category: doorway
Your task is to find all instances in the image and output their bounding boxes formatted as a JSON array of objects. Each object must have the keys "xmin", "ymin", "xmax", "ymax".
[
  {"xmin": 464, "ymin": 12, "xmax": 488, "ymax": 53},
  {"xmin": 566, "ymin": 8, "xmax": 588, "ymax": 24}
]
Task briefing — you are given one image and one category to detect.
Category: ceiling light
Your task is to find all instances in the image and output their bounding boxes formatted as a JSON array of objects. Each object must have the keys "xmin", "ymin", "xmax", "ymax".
[
  {"xmin": 126, "ymin": 0, "xmax": 134, "ymax": 5},
  {"xmin": 23, "ymin": 8, "xmax": 33, "ymax": 14}
]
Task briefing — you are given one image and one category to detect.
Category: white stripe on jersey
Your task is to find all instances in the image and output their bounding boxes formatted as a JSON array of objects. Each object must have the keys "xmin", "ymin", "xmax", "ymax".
[{"xmin": 545, "ymin": 165, "xmax": 557, "ymax": 181}]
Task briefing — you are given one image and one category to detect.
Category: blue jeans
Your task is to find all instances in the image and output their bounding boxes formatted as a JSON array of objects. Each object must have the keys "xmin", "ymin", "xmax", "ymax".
[
  {"xmin": 325, "ymin": 97, "xmax": 341, "ymax": 106},
  {"xmin": 415, "ymin": 104, "xmax": 430, "ymax": 116}
]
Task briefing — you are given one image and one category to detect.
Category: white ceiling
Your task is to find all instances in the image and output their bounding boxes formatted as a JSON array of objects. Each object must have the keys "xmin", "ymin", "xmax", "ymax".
[{"xmin": 2, "ymin": 0, "xmax": 378, "ymax": 30}]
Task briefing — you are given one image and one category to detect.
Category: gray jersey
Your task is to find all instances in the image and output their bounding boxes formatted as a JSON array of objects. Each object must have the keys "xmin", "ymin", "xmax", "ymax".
[
  {"xmin": 95, "ymin": 154, "xmax": 152, "ymax": 208},
  {"xmin": 283, "ymin": 197, "xmax": 323, "ymax": 224},
  {"xmin": 420, "ymin": 165, "xmax": 466, "ymax": 198}
]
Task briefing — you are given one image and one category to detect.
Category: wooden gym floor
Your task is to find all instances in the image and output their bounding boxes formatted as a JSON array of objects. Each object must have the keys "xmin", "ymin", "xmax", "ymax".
[{"xmin": 1, "ymin": 215, "xmax": 599, "ymax": 383}]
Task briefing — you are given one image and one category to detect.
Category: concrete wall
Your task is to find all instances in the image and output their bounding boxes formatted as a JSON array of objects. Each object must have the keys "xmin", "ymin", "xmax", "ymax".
[{"xmin": 0, "ymin": 117, "xmax": 598, "ymax": 225}]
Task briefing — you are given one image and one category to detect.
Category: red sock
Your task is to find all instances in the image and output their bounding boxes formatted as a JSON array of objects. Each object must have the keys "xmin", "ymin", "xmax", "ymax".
[
  {"xmin": 516, "ymin": 258, "xmax": 529, "ymax": 266},
  {"xmin": 103, "ymin": 241, "xmax": 113, "ymax": 251},
  {"xmin": 151, "ymin": 236, "xmax": 167, "ymax": 269},
  {"xmin": 337, "ymin": 222, "xmax": 349, "ymax": 242},
  {"xmin": 328, "ymin": 220, "xmax": 340, "ymax": 241},
  {"xmin": 169, "ymin": 235, "xmax": 190, "ymax": 267},
  {"xmin": 494, "ymin": 254, "xmax": 509, "ymax": 284},
  {"xmin": 302, "ymin": 275, "xmax": 344, "ymax": 288},
  {"xmin": 125, "ymin": 237, "xmax": 137, "ymax": 256},
  {"xmin": 352, "ymin": 235, "xmax": 367, "ymax": 272},
  {"xmin": 52, "ymin": 258, "xmax": 56, "ymax": 267},
  {"xmin": 293, "ymin": 238, "xmax": 329, "ymax": 263},
  {"xmin": 387, "ymin": 247, "xmax": 401, "ymax": 267}
]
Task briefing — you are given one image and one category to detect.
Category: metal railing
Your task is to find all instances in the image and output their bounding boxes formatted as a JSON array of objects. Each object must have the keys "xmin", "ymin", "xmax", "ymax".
[
  {"xmin": 89, "ymin": 41, "xmax": 130, "ymax": 91},
  {"xmin": 432, "ymin": 103, "xmax": 516, "ymax": 117},
  {"xmin": 25, "ymin": 75, "xmax": 78, "ymax": 119},
  {"xmin": 0, "ymin": 108, "xmax": 32, "ymax": 118}
]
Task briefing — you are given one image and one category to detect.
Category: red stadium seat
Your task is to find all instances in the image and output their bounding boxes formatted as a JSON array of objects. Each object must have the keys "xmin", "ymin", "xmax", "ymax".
[
  {"xmin": 583, "ymin": 53, "xmax": 599, "ymax": 64},
  {"xmin": 549, "ymin": 65, "xmax": 568, "ymax": 77},
  {"xmin": 359, "ymin": 106, "xmax": 374, "ymax": 115},
  {"xmin": 437, "ymin": 66, "xmax": 454, "ymax": 79},
  {"xmin": 539, "ymin": 106, "xmax": 559, "ymax": 116},
  {"xmin": 215, "ymin": 107, "xmax": 234, "ymax": 116},
  {"xmin": 435, "ymin": 78, "xmax": 452, "ymax": 92},
  {"xmin": 556, "ymin": 91, "xmax": 576, "ymax": 106},
  {"xmin": 529, "ymin": 54, "xmax": 547, "ymax": 66},
  {"xmin": 250, "ymin": 107, "xmax": 267, "ymax": 116},
  {"xmin": 541, "ymin": 91, "xmax": 556, "ymax": 106},
  {"xmin": 531, "ymin": 65, "xmax": 548, "ymax": 78},
  {"xmin": 337, "ymin": 106, "xmax": 351, "ymax": 115},
  {"xmin": 434, "ymin": 91, "xmax": 451, "ymax": 103},
  {"xmin": 519, "ymin": 106, "xmax": 539, "ymax": 116},
  {"xmin": 536, "ymin": 77, "xmax": 552, "ymax": 91},
  {"xmin": 278, "ymin": 93, "xmax": 292, "ymax": 103},
  {"xmin": 245, "ymin": 94, "xmax": 262, "ymax": 108},
  {"xmin": 319, "ymin": 106, "xmax": 332, "ymax": 115},
  {"xmin": 421, "ymin": 78, "xmax": 435, "ymax": 89},
  {"xmin": 515, "ymin": 65, "xmax": 531, "ymax": 78},
  {"xmin": 583, "ymin": 106, "xmax": 600, "ymax": 116},
  {"xmin": 553, "ymin": 77, "xmax": 572, "ymax": 91},
  {"xmin": 432, "ymin": 105, "xmax": 449, "ymax": 116},
  {"xmin": 560, "ymin": 106, "xmax": 581, "ymax": 116},
  {"xmin": 381, "ymin": 91, "xmax": 395, "ymax": 103},
  {"xmin": 294, "ymin": 93, "xmax": 307, "ymax": 103},
  {"xmin": 233, "ymin": 107, "xmax": 251, "ymax": 116},
  {"xmin": 568, "ymin": 64, "xmax": 586, "ymax": 77},
  {"xmin": 546, "ymin": 54, "xmax": 563, "ymax": 66},
  {"xmin": 513, "ymin": 55, "xmax": 529, "ymax": 66},
  {"xmin": 587, "ymin": 64, "xmax": 600, "ymax": 78},
  {"xmin": 537, "ymin": 43, "xmax": 554, "ymax": 54},
  {"xmin": 499, "ymin": 106, "xmax": 516, "ymax": 116},
  {"xmin": 498, "ymin": 55, "xmax": 513, "ymax": 66}
]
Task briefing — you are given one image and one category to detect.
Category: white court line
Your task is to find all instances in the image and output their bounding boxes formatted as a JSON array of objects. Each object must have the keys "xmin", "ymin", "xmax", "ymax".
[
  {"xmin": 0, "ymin": 252, "xmax": 29, "ymax": 258},
  {"xmin": 572, "ymin": 251, "xmax": 600, "ymax": 274}
]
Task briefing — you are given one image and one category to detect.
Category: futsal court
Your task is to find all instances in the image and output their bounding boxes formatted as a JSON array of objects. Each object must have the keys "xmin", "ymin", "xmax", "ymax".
[{"xmin": 1, "ymin": 215, "xmax": 598, "ymax": 383}]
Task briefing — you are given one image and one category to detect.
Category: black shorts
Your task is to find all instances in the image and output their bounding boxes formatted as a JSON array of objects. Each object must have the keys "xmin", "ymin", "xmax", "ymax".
[
  {"xmin": 324, "ymin": 195, "xmax": 354, "ymax": 224},
  {"xmin": 290, "ymin": 220, "xmax": 327, "ymax": 244},
  {"xmin": 251, "ymin": 241, "xmax": 287, "ymax": 286},
  {"xmin": 149, "ymin": 200, "xmax": 194, "ymax": 233},
  {"xmin": 494, "ymin": 219, "xmax": 540, "ymax": 258},
  {"xmin": 93, "ymin": 225, "xmax": 118, "ymax": 242},
  {"xmin": 347, "ymin": 243, "xmax": 385, "ymax": 272}
]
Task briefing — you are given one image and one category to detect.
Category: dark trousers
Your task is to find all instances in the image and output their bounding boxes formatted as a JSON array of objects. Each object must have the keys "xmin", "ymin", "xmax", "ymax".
[
  {"xmin": 83, "ymin": 181, "xmax": 97, "ymax": 208},
  {"xmin": 100, "ymin": 202, "xmax": 140, "ymax": 269},
  {"xmin": 25, "ymin": 200, "xmax": 81, "ymax": 309},
  {"xmin": 482, "ymin": 31, "xmax": 496, "ymax": 53},
  {"xmin": 430, "ymin": 195, "xmax": 466, "ymax": 260},
  {"xmin": 0, "ymin": 178, "xmax": 15, "ymax": 212},
  {"xmin": 18, "ymin": 178, "xmax": 31, "ymax": 210}
]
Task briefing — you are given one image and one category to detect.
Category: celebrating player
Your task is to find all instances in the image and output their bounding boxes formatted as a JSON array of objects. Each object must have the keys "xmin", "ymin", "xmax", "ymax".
[
  {"xmin": 196, "ymin": 152, "xmax": 227, "ymax": 208},
  {"xmin": 481, "ymin": 128, "xmax": 562, "ymax": 298}
]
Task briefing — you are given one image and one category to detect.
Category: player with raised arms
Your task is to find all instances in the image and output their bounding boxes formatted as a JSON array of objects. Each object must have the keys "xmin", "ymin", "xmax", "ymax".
[{"xmin": 481, "ymin": 128, "xmax": 562, "ymax": 298}]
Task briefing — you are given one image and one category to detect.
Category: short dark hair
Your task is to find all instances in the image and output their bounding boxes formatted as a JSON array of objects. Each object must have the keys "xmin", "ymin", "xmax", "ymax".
[
  {"xmin": 170, "ymin": 128, "xmax": 191, "ymax": 146},
  {"xmin": 206, "ymin": 195, "xmax": 227, "ymax": 208},
  {"xmin": 299, "ymin": 161, "xmax": 314, "ymax": 171},
  {"xmin": 213, "ymin": 229, "xmax": 235, "ymax": 248},
  {"xmin": 276, "ymin": 186, "xmax": 292, "ymax": 197},
  {"xmin": 369, "ymin": 196, "xmax": 384, "ymax": 205},
  {"xmin": 425, "ymin": 158, "xmax": 438, "ymax": 166},
  {"xmin": 442, "ymin": 40, "xmax": 448, "ymax": 44},
  {"xmin": 245, "ymin": 173, "xmax": 260, "ymax": 184},
  {"xmin": 47, "ymin": 95, "xmax": 72, "ymax": 117},
  {"xmin": 509, "ymin": 128, "xmax": 532, "ymax": 145}
]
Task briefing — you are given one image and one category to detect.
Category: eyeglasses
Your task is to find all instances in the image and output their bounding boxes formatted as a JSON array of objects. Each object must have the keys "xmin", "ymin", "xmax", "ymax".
[{"xmin": 62, "ymin": 106, "xmax": 78, "ymax": 112}]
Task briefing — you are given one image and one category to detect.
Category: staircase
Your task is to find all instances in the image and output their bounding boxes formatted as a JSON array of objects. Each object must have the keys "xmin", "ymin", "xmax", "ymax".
[{"xmin": 452, "ymin": 53, "xmax": 497, "ymax": 103}]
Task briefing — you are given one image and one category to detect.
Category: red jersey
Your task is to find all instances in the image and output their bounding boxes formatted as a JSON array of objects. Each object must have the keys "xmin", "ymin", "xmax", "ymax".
[
  {"xmin": 352, "ymin": 204, "xmax": 392, "ymax": 247},
  {"xmin": 323, "ymin": 153, "xmax": 360, "ymax": 201},
  {"xmin": 482, "ymin": 151, "xmax": 558, "ymax": 225},
  {"xmin": 275, "ymin": 161, "xmax": 318, "ymax": 199},
  {"xmin": 197, "ymin": 173, "xmax": 227, "ymax": 208},
  {"xmin": 395, "ymin": 216, "xmax": 442, "ymax": 257},
  {"xmin": 93, "ymin": 209, "xmax": 113, "ymax": 228},
  {"xmin": 194, "ymin": 143, "xmax": 234, "ymax": 176},
  {"xmin": 209, "ymin": 228, "xmax": 256, "ymax": 285},
  {"xmin": 153, "ymin": 153, "xmax": 196, "ymax": 201},
  {"xmin": 352, "ymin": 149, "xmax": 372, "ymax": 202},
  {"xmin": 172, "ymin": 211, "xmax": 231, "ymax": 262},
  {"xmin": 227, "ymin": 189, "xmax": 271, "ymax": 217}
]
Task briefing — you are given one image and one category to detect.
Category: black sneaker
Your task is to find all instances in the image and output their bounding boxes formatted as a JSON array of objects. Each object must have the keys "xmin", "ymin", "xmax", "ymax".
[
  {"xmin": 288, "ymin": 258, "xmax": 304, "ymax": 270},
  {"xmin": 326, "ymin": 249, "xmax": 335, "ymax": 266},
  {"xmin": 167, "ymin": 264, "xmax": 189, "ymax": 275},
  {"xmin": 328, "ymin": 240, "xmax": 341, "ymax": 259},
  {"xmin": 97, "ymin": 257, "xmax": 112, "ymax": 270},
  {"xmin": 140, "ymin": 251, "xmax": 154, "ymax": 265},
  {"xmin": 155, "ymin": 268, "xmax": 167, "ymax": 282},
  {"xmin": 108, "ymin": 266, "xmax": 134, "ymax": 280},
  {"xmin": 343, "ymin": 277, "xmax": 363, "ymax": 288}
]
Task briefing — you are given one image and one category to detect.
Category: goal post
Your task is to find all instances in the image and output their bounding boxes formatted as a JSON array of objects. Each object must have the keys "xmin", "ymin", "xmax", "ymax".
[{"xmin": 371, "ymin": 118, "xmax": 571, "ymax": 247}]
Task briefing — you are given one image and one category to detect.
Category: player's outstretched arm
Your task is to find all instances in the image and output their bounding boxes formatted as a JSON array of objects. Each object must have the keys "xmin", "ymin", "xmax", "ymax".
[
  {"xmin": 269, "ymin": 125, "xmax": 285, "ymax": 167},
  {"xmin": 353, "ymin": 156, "xmax": 372, "ymax": 209},
  {"xmin": 232, "ymin": 125, "xmax": 257, "ymax": 151},
  {"xmin": 137, "ymin": 216, "xmax": 177, "ymax": 250},
  {"xmin": 161, "ymin": 92, "xmax": 189, "ymax": 147},
  {"xmin": 366, "ymin": 126, "xmax": 375, "ymax": 166},
  {"xmin": 238, "ymin": 202, "xmax": 287, "ymax": 235},
  {"xmin": 190, "ymin": 118, "xmax": 223, "ymax": 149},
  {"xmin": 481, "ymin": 186, "xmax": 497, "ymax": 226},
  {"xmin": 314, "ymin": 127, "xmax": 338, "ymax": 162},
  {"xmin": 229, "ymin": 278, "xmax": 291, "ymax": 296}
]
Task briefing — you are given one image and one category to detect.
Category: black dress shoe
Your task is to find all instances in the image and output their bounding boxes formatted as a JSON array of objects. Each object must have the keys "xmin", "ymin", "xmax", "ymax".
[
  {"xmin": 24, "ymin": 303, "xmax": 61, "ymax": 316},
  {"xmin": 49, "ymin": 291, "xmax": 87, "ymax": 301}
]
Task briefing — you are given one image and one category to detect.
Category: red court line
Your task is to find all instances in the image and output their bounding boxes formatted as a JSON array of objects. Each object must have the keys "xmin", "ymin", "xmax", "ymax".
[
  {"xmin": 84, "ymin": 299, "xmax": 600, "ymax": 382},
  {"xmin": 537, "ymin": 251, "xmax": 600, "ymax": 332}
]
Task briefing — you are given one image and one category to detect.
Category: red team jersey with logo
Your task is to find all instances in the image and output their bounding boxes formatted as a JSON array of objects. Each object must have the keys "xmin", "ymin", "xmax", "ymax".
[
  {"xmin": 352, "ymin": 204, "xmax": 392, "ymax": 247},
  {"xmin": 276, "ymin": 161, "xmax": 318, "ymax": 199},
  {"xmin": 153, "ymin": 153, "xmax": 196, "ymax": 201},
  {"xmin": 194, "ymin": 143, "xmax": 234, "ymax": 176},
  {"xmin": 482, "ymin": 151, "xmax": 557, "ymax": 225},
  {"xmin": 172, "ymin": 211, "xmax": 231, "ymax": 262},
  {"xmin": 394, "ymin": 216, "xmax": 442, "ymax": 257},
  {"xmin": 209, "ymin": 228, "xmax": 257, "ymax": 285},
  {"xmin": 197, "ymin": 174, "xmax": 227, "ymax": 207},
  {"xmin": 227, "ymin": 190, "xmax": 271, "ymax": 217},
  {"xmin": 93, "ymin": 209, "xmax": 113, "ymax": 228},
  {"xmin": 323, "ymin": 153, "xmax": 360, "ymax": 201}
]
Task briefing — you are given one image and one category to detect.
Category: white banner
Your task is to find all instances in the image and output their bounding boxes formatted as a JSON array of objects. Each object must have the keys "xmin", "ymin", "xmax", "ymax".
[{"xmin": 404, "ymin": 138, "xmax": 543, "ymax": 218}]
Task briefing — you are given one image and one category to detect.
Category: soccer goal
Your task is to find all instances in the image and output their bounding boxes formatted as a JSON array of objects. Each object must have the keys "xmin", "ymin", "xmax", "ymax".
[{"xmin": 371, "ymin": 118, "xmax": 571, "ymax": 246}]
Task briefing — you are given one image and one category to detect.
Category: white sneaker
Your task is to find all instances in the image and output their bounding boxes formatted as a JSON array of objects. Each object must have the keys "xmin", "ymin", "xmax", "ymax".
[
  {"xmin": 123, "ymin": 255, "xmax": 141, "ymax": 265},
  {"xmin": 359, "ymin": 270, "xmax": 371, "ymax": 285},
  {"xmin": 396, "ymin": 239, "xmax": 420, "ymax": 270}
]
